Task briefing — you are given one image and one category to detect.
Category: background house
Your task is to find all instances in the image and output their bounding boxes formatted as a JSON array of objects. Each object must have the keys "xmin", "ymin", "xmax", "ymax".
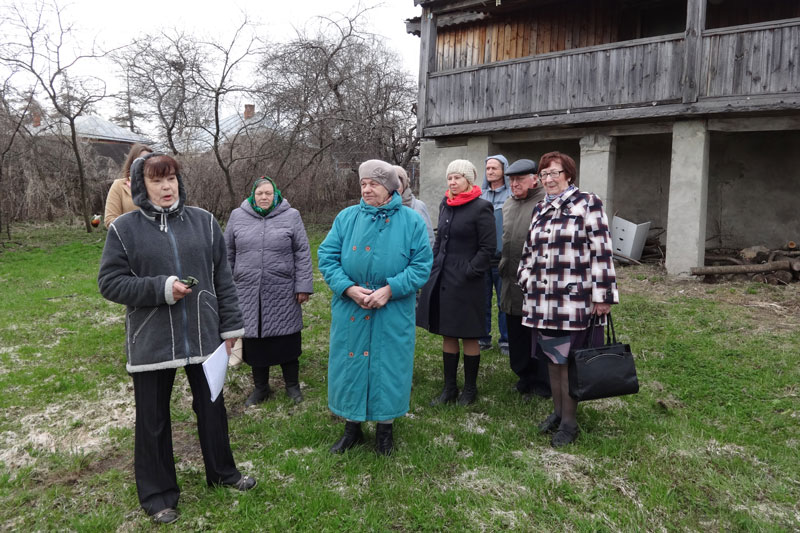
[{"xmin": 408, "ymin": 0, "xmax": 800, "ymax": 275}]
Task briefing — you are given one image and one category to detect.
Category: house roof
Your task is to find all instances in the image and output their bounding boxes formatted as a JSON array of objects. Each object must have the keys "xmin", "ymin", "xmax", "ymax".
[
  {"xmin": 31, "ymin": 114, "xmax": 152, "ymax": 145},
  {"xmin": 183, "ymin": 110, "xmax": 277, "ymax": 153}
]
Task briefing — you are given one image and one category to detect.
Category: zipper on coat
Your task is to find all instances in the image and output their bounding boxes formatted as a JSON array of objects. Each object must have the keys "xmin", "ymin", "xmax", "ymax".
[{"xmin": 167, "ymin": 227, "xmax": 191, "ymax": 361}]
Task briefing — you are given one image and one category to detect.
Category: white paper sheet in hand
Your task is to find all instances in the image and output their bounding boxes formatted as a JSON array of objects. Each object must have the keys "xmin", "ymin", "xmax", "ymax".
[{"xmin": 202, "ymin": 342, "xmax": 229, "ymax": 402}]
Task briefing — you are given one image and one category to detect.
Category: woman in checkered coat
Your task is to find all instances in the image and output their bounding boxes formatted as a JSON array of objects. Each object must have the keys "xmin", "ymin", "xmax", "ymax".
[{"xmin": 517, "ymin": 151, "xmax": 619, "ymax": 448}]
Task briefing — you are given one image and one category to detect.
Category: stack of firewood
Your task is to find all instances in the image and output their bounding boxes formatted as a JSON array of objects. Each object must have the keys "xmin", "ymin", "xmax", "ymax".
[{"xmin": 691, "ymin": 242, "xmax": 800, "ymax": 284}]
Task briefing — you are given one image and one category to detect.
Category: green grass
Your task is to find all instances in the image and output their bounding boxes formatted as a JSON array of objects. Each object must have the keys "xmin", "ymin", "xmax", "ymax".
[{"xmin": 1, "ymin": 222, "xmax": 799, "ymax": 531}]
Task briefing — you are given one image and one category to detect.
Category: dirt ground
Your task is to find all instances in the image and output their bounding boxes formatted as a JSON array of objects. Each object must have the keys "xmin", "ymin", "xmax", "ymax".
[{"xmin": 616, "ymin": 263, "xmax": 800, "ymax": 333}]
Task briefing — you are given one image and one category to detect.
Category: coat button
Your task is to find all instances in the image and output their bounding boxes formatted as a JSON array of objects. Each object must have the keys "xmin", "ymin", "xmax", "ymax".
[
  {"xmin": 385, "ymin": 218, "xmax": 390, "ymax": 223},
  {"xmin": 365, "ymin": 246, "xmax": 371, "ymax": 251},
  {"xmin": 349, "ymin": 352, "xmax": 354, "ymax": 357},
  {"xmin": 350, "ymin": 316, "xmax": 355, "ymax": 321},
  {"xmin": 365, "ymin": 316, "xmax": 370, "ymax": 320},
  {"xmin": 352, "ymin": 246, "xmax": 357, "ymax": 251},
  {"xmin": 363, "ymin": 351, "xmax": 369, "ymax": 356}
]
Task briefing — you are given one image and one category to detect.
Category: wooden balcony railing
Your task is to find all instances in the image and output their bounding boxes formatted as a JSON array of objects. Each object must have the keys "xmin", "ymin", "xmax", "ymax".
[{"xmin": 420, "ymin": 19, "xmax": 800, "ymax": 135}]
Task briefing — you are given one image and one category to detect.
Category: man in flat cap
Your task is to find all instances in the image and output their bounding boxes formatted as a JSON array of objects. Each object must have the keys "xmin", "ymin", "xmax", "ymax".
[{"xmin": 498, "ymin": 159, "xmax": 551, "ymax": 399}]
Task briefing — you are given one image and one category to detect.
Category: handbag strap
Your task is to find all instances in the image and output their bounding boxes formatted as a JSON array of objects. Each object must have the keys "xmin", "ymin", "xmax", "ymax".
[
  {"xmin": 583, "ymin": 314, "xmax": 601, "ymax": 349},
  {"xmin": 606, "ymin": 313, "xmax": 618, "ymax": 344}
]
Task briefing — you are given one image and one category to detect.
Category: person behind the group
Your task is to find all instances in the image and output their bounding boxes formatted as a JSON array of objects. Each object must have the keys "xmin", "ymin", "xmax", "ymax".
[
  {"xmin": 498, "ymin": 158, "xmax": 551, "ymax": 399},
  {"xmin": 318, "ymin": 160, "xmax": 432, "ymax": 455},
  {"xmin": 394, "ymin": 165, "xmax": 435, "ymax": 250},
  {"xmin": 98, "ymin": 153, "xmax": 256, "ymax": 525},
  {"xmin": 479, "ymin": 155, "xmax": 511, "ymax": 354},
  {"xmin": 517, "ymin": 151, "xmax": 619, "ymax": 447},
  {"xmin": 224, "ymin": 176, "xmax": 313, "ymax": 406},
  {"xmin": 104, "ymin": 142, "xmax": 152, "ymax": 228},
  {"xmin": 417, "ymin": 159, "xmax": 495, "ymax": 406}
]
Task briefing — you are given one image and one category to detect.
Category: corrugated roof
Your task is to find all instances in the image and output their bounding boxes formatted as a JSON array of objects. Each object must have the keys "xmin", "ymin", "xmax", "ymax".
[
  {"xmin": 31, "ymin": 114, "xmax": 152, "ymax": 144},
  {"xmin": 74, "ymin": 115, "xmax": 151, "ymax": 143}
]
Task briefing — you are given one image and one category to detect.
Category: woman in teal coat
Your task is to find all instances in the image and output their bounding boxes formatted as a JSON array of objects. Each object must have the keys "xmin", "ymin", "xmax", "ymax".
[{"xmin": 318, "ymin": 160, "xmax": 433, "ymax": 455}]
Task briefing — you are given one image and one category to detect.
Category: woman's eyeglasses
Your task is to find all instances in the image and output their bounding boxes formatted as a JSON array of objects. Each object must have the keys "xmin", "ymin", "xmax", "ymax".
[{"xmin": 538, "ymin": 170, "xmax": 565, "ymax": 180}]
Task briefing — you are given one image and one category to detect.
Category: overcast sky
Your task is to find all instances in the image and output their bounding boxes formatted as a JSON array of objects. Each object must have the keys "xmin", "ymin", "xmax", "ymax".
[
  {"xmin": 20, "ymin": 0, "xmax": 420, "ymax": 124},
  {"xmin": 72, "ymin": 0, "xmax": 422, "ymax": 73}
]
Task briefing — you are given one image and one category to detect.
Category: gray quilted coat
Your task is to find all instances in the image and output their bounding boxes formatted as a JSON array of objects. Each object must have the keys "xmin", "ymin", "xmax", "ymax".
[{"xmin": 224, "ymin": 199, "xmax": 313, "ymax": 338}]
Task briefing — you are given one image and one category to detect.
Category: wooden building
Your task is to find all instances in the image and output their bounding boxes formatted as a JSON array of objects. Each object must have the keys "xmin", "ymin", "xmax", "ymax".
[{"xmin": 408, "ymin": 0, "xmax": 800, "ymax": 275}]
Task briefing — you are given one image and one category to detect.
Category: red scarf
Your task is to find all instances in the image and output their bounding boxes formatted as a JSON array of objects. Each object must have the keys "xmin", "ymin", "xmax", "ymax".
[{"xmin": 446, "ymin": 185, "xmax": 482, "ymax": 206}]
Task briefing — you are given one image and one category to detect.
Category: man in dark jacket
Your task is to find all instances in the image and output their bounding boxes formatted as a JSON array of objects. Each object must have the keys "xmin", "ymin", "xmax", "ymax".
[
  {"xmin": 498, "ymin": 158, "xmax": 551, "ymax": 398},
  {"xmin": 98, "ymin": 153, "xmax": 255, "ymax": 524}
]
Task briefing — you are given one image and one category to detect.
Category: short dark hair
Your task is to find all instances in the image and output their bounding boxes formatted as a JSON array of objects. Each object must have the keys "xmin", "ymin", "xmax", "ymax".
[
  {"xmin": 144, "ymin": 155, "xmax": 180, "ymax": 179},
  {"xmin": 538, "ymin": 151, "xmax": 577, "ymax": 185}
]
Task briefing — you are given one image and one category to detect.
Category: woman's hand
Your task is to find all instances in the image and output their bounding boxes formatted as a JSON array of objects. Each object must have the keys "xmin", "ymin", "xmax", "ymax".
[
  {"xmin": 345, "ymin": 285, "xmax": 374, "ymax": 309},
  {"xmin": 172, "ymin": 280, "xmax": 192, "ymax": 302},
  {"xmin": 225, "ymin": 337, "xmax": 238, "ymax": 356},
  {"xmin": 592, "ymin": 303, "xmax": 611, "ymax": 315},
  {"xmin": 296, "ymin": 293, "xmax": 310, "ymax": 304},
  {"xmin": 363, "ymin": 285, "xmax": 392, "ymax": 309}
]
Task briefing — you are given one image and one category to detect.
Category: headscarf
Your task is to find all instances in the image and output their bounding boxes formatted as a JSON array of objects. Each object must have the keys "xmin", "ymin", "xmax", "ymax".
[
  {"xmin": 393, "ymin": 165, "xmax": 413, "ymax": 207},
  {"xmin": 247, "ymin": 176, "xmax": 282, "ymax": 216}
]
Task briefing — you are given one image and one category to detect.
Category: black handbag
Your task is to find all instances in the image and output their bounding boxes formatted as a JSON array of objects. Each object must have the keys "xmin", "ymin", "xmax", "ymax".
[{"xmin": 568, "ymin": 314, "xmax": 639, "ymax": 401}]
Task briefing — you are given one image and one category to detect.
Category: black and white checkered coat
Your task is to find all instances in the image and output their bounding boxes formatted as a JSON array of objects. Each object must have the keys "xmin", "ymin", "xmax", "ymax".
[{"xmin": 517, "ymin": 188, "xmax": 618, "ymax": 331}]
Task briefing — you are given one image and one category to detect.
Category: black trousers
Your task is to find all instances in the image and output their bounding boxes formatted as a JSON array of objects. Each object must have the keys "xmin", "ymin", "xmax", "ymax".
[
  {"xmin": 506, "ymin": 314, "xmax": 551, "ymax": 396},
  {"xmin": 131, "ymin": 364, "xmax": 241, "ymax": 515}
]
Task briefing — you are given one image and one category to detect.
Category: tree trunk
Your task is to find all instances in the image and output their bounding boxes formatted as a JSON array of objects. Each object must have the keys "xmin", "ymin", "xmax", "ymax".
[
  {"xmin": 68, "ymin": 120, "xmax": 92, "ymax": 233},
  {"xmin": 691, "ymin": 260, "xmax": 800, "ymax": 275}
]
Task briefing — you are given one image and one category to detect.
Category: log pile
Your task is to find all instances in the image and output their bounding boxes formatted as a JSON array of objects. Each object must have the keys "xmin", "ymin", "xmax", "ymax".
[{"xmin": 690, "ymin": 242, "xmax": 800, "ymax": 285}]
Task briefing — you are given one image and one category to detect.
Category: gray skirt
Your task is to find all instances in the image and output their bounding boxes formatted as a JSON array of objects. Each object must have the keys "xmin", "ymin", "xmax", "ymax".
[{"xmin": 534, "ymin": 326, "xmax": 603, "ymax": 365}]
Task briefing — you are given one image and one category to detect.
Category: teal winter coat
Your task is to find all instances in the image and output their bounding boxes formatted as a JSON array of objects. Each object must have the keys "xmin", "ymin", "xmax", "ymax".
[{"xmin": 318, "ymin": 193, "xmax": 433, "ymax": 421}]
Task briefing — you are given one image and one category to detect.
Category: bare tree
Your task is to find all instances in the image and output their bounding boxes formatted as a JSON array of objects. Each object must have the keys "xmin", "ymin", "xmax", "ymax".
[
  {"xmin": 258, "ymin": 9, "xmax": 419, "ymax": 195},
  {"xmin": 112, "ymin": 31, "xmax": 207, "ymax": 153},
  {"xmin": 0, "ymin": 74, "xmax": 34, "ymax": 237},
  {"xmin": 190, "ymin": 17, "xmax": 265, "ymax": 211},
  {"xmin": 0, "ymin": 0, "xmax": 110, "ymax": 232}
]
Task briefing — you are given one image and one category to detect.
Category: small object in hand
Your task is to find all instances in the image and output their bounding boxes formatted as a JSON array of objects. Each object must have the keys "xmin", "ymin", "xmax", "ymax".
[
  {"xmin": 90, "ymin": 214, "xmax": 101, "ymax": 227},
  {"xmin": 180, "ymin": 276, "xmax": 198, "ymax": 288}
]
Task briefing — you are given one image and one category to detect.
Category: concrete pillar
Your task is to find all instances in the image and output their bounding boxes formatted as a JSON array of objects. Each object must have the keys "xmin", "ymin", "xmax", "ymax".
[
  {"xmin": 578, "ymin": 134, "xmax": 617, "ymax": 216},
  {"xmin": 419, "ymin": 136, "xmax": 492, "ymax": 227},
  {"xmin": 665, "ymin": 120, "xmax": 709, "ymax": 276}
]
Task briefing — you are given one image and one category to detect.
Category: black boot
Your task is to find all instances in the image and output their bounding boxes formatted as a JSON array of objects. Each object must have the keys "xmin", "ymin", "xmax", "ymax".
[
  {"xmin": 281, "ymin": 361, "xmax": 303, "ymax": 404},
  {"xmin": 431, "ymin": 352, "xmax": 460, "ymax": 405},
  {"xmin": 329, "ymin": 421, "xmax": 364, "ymax": 454},
  {"xmin": 245, "ymin": 366, "xmax": 270, "ymax": 407},
  {"xmin": 376, "ymin": 423, "xmax": 394, "ymax": 456},
  {"xmin": 458, "ymin": 354, "xmax": 480, "ymax": 405}
]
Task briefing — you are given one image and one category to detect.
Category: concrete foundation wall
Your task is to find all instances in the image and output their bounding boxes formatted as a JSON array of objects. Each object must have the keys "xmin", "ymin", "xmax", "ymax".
[
  {"xmin": 613, "ymin": 131, "xmax": 800, "ymax": 250},
  {"xmin": 420, "ymin": 130, "xmax": 800, "ymax": 251}
]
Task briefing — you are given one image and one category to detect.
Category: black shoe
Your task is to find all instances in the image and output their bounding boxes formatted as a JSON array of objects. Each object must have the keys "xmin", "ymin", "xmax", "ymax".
[
  {"xmin": 537, "ymin": 413, "xmax": 561, "ymax": 434},
  {"xmin": 551, "ymin": 425, "xmax": 579, "ymax": 448},
  {"xmin": 152, "ymin": 507, "xmax": 178, "ymax": 524},
  {"xmin": 330, "ymin": 421, "xmax": 364, "ymax": 454},
  {"xmin": 244, "ymin": 385, "xmax": 270, "ymax": 407},
  {"xmin": 430, "ymin": 386, "xmax": 459, "ymax": 406},
  {"xmin": 224, "ymin": 474, "xmax": 257, "ymax": 491},
  {"xmin": 376, "ymin": 423, "xmax": 394, "ymax": 456},
  {"xmin": 457, "ymin": 385, "xmax": 477, "ymax": 405},
  {"xmin": 285, "ymin": 384, "xmax": 303, "ymax": 404}
]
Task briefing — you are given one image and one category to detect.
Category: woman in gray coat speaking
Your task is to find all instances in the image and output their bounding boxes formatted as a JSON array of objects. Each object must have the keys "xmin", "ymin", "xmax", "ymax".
[
  {"xmin": 98, "ymin": 153, "xmax": 255, "ymax": 525},
  {"xmin": 225, "ymin": 177, "xmax": 313, "ymax": 406}
]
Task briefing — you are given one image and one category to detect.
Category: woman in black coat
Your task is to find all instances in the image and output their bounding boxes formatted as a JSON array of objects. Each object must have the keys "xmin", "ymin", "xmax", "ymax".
[{"xmin": 417, "ymin": 159, "xmax": 496, "ymax": 405}]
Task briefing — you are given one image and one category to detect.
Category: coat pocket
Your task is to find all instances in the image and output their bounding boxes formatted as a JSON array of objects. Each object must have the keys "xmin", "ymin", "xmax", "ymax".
[
  {"xmin": 128, "ymin": 307, "xmax": 158, "ymax": 344},
  {"xmin": 197, "ymin": 290, "xmax": 221, "ymax": 355}
]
